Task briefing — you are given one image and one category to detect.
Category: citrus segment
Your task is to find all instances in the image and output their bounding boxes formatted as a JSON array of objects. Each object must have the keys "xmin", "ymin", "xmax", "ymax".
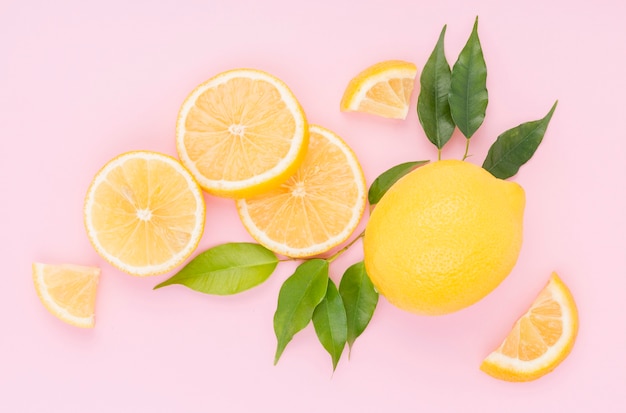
[
  {"xmin": 32, "ymin": 262, "xmax": 100, "ymax": 328},
  {"xmin": 236, "ymin": 125, "xmax": 366, "ymax": 258},
  {"xmin": 176, "ymin": 68, "xmax": 309, "ymax": 198},
  {"xmin": 481, "ymin": 272, "xmax": 579, "ymax": 382},
  {"xmin": 340, "ymin": 60, "xmax": 418, "ymax": 119},
  {"xmin": 84, "ymin": 151, "xmax": 205, "ymax": 276},
  {"xmin": 363, "ymin": 160, "xmax": 525, "ymax": 315}
]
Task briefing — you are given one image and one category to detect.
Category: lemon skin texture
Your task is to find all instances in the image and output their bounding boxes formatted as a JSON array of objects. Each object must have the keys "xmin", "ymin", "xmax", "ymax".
[{"xmin": 363, "ymin": 160, "xmax": 525, "ymax": 315}]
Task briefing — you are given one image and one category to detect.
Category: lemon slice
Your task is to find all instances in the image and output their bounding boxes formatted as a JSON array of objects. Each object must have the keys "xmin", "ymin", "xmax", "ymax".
[
  {"xmin": 176, "ymin": 68, "xmax": 309, "ymax": 198},
  {"xmin": 33, "ymin": 263, "xmax": 100, "ymax": 328},
  {"xmin": 481, "ymin": 272, "xmax": 579, "ymax": 381},
  {"xmin": 84, "ymin": 151, "xmax": 205, "ymax": 276},
  {"xmin": 236, "ymin": 125, "xmax": 367, "ymax": 258},
  {"xmin": 340, "ymin": 60, "xmax": 418, "ymax": 119}
]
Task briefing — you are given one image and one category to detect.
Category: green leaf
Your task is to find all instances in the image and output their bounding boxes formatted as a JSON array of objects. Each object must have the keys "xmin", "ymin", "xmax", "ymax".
[
  {"xmin": 312, "ymin": 279, "xmax": 347, "ymax": 371},
  {"xmin": 338, "ymin": 261, "xmax": 379, "ymax": 352},
  {"xmin": 417, "ymin": 25, "xmax": 455, "ymax": 150},
  {"xmin": 273, "ymin": 259, "xmax": 329, "ymax": 364},
  {"xmin": 153, "ymin": 243, "xmax": 278, "ymax": 295},
  {"xmin": 449, "ymin": 16, "xmax": 488, "ymax": 139},
  {"xmin": 482, "ymin": 101, "xmax": 558, "ymax": 179},
  {"xmin": 368, "ymin": 161, "xmax": 429, "ymax": 205}
]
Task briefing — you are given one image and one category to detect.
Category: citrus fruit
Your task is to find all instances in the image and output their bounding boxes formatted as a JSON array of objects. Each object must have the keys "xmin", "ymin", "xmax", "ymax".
[
  {"xmin": 481, "ymin": 272, "xmax": 579, "ymax": 381},
  {"xmin": 340, "ymin": 60, "xmax": 418, "ymax": 119},
  {"xmin": 84, "ymin": 151, "xmax": 205, "ymax": 276},
  {"xmin": 236, "ymin": 125, "xmax": 366, "ymax": 258},
  {"xmin": 176, "ymin": 68, "xmax": 309, "ymax": 198},
  {"xmin": 32, "ymin": 262, "xmax": 100, "ymax": 328},
  {"xmin": 363, "ymin": 159, "xmax": 525, "ymax": 315}
]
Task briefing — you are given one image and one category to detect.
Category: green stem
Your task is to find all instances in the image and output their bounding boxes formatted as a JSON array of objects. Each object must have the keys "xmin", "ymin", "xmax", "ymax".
[
  {"xmin": 437, "ymin": 148, "xmax": 442, "ymax": 160},
  {"xmin": 462, "ymin": 138, "xmax": 471, "ymax": 160},
  {"xmin": 326, "ymin": 230, "xmax": 365, "ymax": 263}
]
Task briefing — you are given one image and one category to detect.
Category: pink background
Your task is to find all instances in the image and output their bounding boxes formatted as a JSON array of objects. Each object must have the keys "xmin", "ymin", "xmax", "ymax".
[{"xmin": 2, "ymin": 0, "xmax": 625, "ymax": 411}]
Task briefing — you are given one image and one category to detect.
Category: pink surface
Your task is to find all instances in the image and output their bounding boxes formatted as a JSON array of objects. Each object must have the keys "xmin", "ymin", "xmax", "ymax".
[{"xmin": 2, "ymin": 0, "xmax": 625, "ymax": 411}]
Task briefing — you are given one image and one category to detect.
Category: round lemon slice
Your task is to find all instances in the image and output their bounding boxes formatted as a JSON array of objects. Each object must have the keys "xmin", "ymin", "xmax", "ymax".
[
  {"xmin": 176, "ymin": 68, "xmax": 309, "ymax": 198},
  {"xmin": 236, "ymin": 125, "xmax": 366, "ymax": 258},
  {"xmin": 84, "ymin": 151, "xmax": 205, "ymax": 276}
]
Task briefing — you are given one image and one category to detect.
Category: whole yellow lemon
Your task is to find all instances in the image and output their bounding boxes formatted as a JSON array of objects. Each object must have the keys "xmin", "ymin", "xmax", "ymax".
[{"xmin": 363, "ymin": 160, "xmax": 525, "ymax": 315}]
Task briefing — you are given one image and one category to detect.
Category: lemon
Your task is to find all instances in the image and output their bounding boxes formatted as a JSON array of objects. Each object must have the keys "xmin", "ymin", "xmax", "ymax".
[
  {"xmin": 340, "ymin": 60, "xmax": 418, "ymax": 120},
  {"xmin": 481, "ymin": 272, "xmax": 579, "ymax": 382},
  {"xmin": 363, "ymin": 160, "xmax": 525, "ymax": 315},
  {"xmin": 236, "ymin": 125, "xmax": 366, "ymax": 258},
  {"xmin": 33, "ymin": 263, "xmax": 100, "ymax": 328},
  {"xmin": 84, "ymin": 151, "xmax": 206, "ymax": 277},
  {"xmin": 176, "ymin": 68, "xmax": 309, "ymax": 198}
]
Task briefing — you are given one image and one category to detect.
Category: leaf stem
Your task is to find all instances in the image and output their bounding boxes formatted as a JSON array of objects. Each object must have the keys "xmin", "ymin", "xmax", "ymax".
[
  {"xmin": 437, "ymin": 148, "xmax": 442, "ymax": 161},
  {"xmin": 326, "ymin": 230, "xmax": 365, "ymax": 263},
  {"xmin": 462, "ymin": 138, "xmax": 471, "ymax": 160}
]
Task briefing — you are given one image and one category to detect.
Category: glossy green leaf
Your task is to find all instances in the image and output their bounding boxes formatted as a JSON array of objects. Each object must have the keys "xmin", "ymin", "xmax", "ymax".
[
  {"xmin": 338, "ymin": 261, "xmax": 379, "ymax": 352},
  {"xmin": 417, "ymin": 25, "xmax": 455, "ymax": 150},
  {"xmin": 368, "ymin": 161, "xmax": 429, "ymax": 205},
  {"xmin": 153, "ymin": 243, "xmax": 278, "ymax": 294},
  {"xmin": 449, "ymin": 16, "xmax": 488, "ymax": 139},
  {"xmin": 483, "ymin": 101, "xmax": 558, "ymax": 179},
  {"xmin": 312, "ymin": 279, "xmax": 347, "ymax": 371},
  {"xmin": 273, "ymin": 259, "xmax": 329, "ymax": 365}
]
